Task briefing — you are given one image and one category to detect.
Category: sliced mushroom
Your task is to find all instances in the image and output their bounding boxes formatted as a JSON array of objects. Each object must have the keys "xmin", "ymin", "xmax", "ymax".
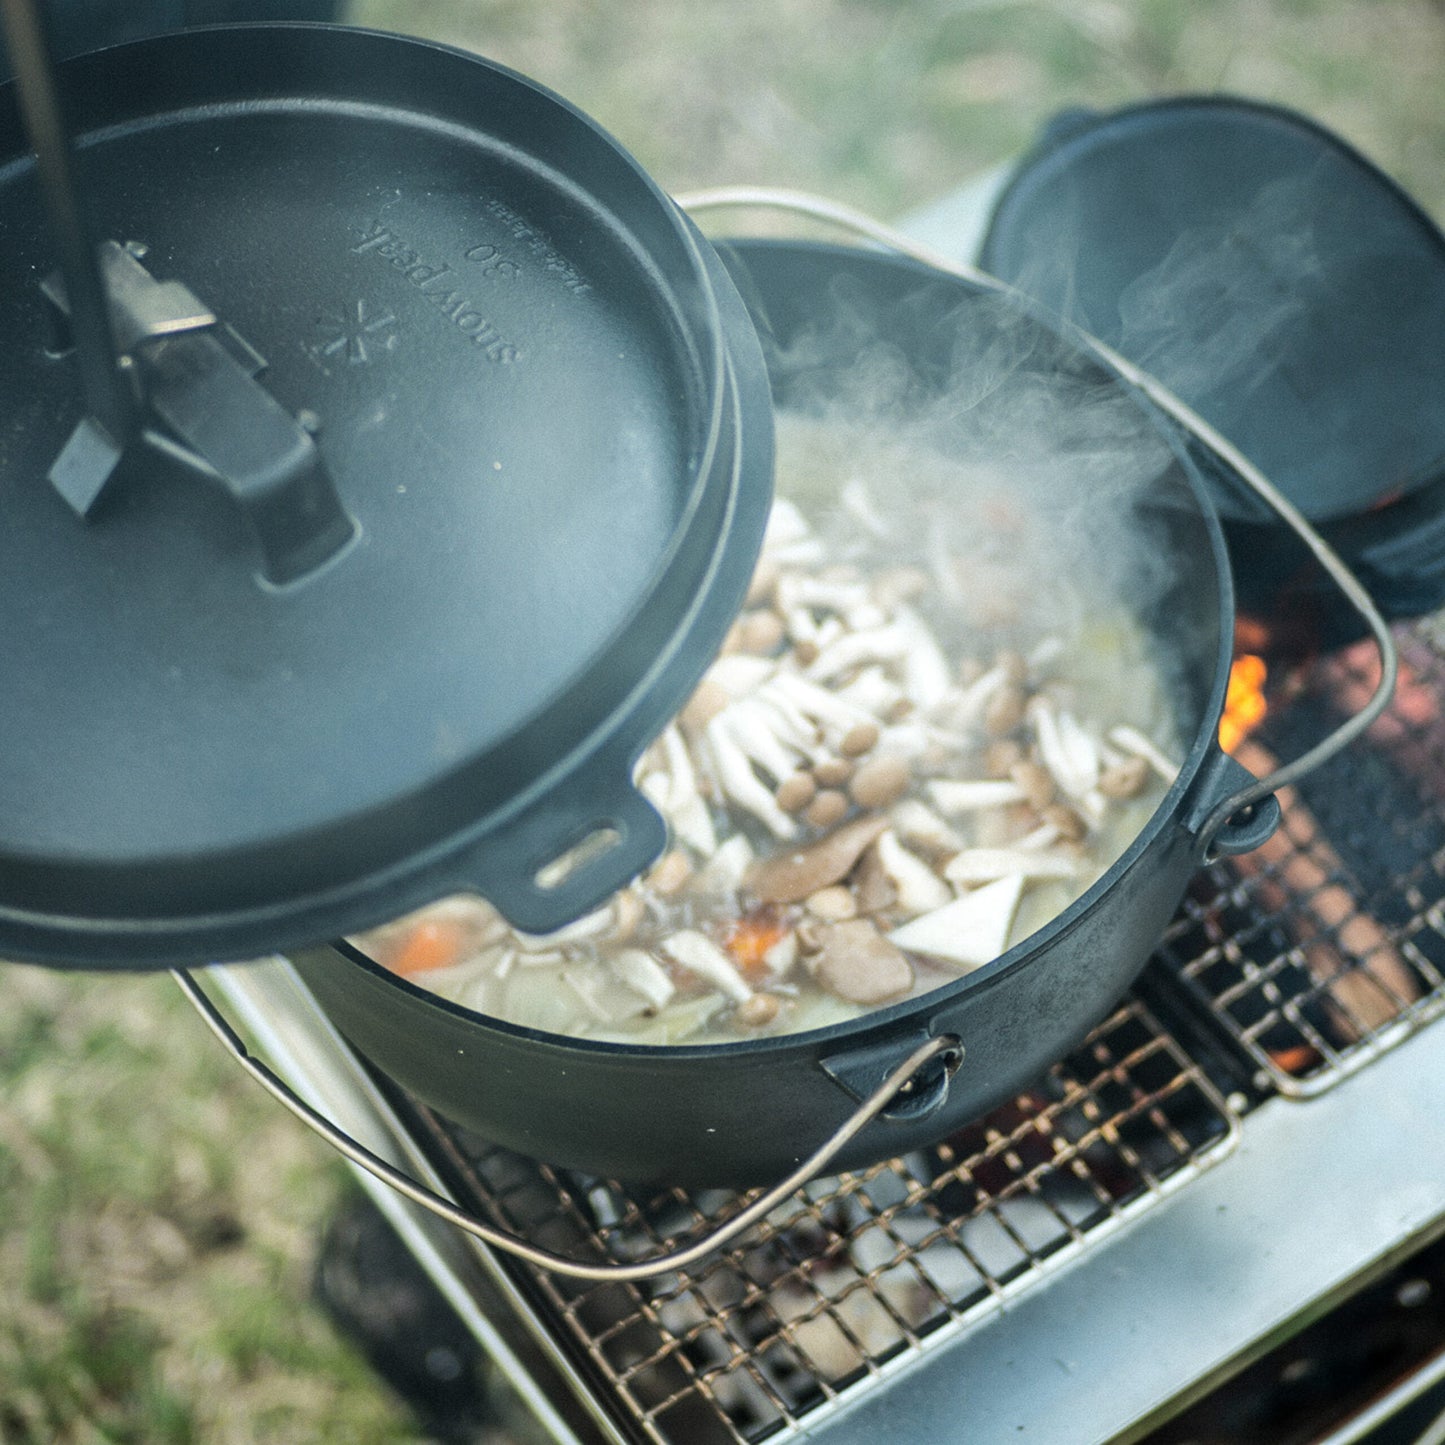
[
  {"xmin": 812, "ymin": 919, "xmax": 915, "ymax": 1005},
  {"xmin": 747, "ymin": 814, "xmax": 890, "ymax": 904},
  {"xmin": 888, "ymin": 799, "xmax": 964, "ymax": 858},
  {"xmin": 1009, "ymin": 759, "xmax": 1056, "ymax": 811},
  {"xmin": 691, "ymin": 833, "xmax": 756, "ymax": 896},
  {"xmin": 943, "ymin": 847, "xmax": 1081, "ymax": 886},
  {"xmin": 874, "ymin": 829, "xmax": 952, "ymax": 914},
  {"xmin": 947, "ymin": 662, "xmax": 1011, "ymax": 731},
  {"xmin": 852, "ymin": 841, "xmax": 900, "ymax": 915},
  {"xmin": 1108, "ymin": 724, "xmax": 1181, "ymax": 783},
  {"xmin": 927, "ymin": 778, "xmax": 1026, "ymax": 815},
  {"xmin": 892, "ymin": 604, "xmax": 953, "ymax": 709},
  {"xmin": 660, "ymin": 930, "xmax": 753, "ymax": 1003},
  {"xmin": 1011, "ymin": 821, "xmax": 1064, "ymax": 852},
  {"xmin": 611, "ymin": 948, "xmax": 677, "ymax": 1010},
  {"xmin": 1029, "ymin": 696, "xmax": 1101, "ymax": 801}
]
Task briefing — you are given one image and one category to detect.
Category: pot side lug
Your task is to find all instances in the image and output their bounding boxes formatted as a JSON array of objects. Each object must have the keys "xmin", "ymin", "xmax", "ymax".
[
  {"xmin": 1184, "ymin": 747, "xmax": 1282, "ymax": 858},
  {"xmin": 821, "ymin": 1030, "xmax": 964, "ymax": 1123}
]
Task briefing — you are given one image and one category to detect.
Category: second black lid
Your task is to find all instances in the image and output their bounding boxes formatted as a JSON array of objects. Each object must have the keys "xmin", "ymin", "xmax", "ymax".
[{"xmin": 979, "ymin": 96, "xmax": 1445, "ymax": 625}]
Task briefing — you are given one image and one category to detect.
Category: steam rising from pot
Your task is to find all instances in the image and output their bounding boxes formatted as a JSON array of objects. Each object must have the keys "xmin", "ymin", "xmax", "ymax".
[
  {"xmin": 744, "ymin": 269, "xmax": 1187, "ymax": 664},
  {"xmin": 1114, "ymin": 175, "xmax": 1318, "ymax": 404}
]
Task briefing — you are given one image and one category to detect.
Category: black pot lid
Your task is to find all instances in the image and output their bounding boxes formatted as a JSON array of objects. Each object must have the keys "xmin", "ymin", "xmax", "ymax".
[
  {"xmin": 0, "ymin": 24, "xmax": 773, "ymax": 967},
  {"xmin": 979, "ymin": 96, "xmax": 1445, "ymax": 622}
]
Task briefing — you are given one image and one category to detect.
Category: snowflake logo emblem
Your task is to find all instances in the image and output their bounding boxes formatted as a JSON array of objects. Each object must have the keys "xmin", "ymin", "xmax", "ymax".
[{"xmin": 311, "ymin": 300, "xmax": 399, "ymax": 365}]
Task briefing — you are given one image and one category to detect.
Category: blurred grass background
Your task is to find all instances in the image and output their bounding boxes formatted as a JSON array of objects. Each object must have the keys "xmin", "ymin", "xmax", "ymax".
[{"xmin": 2, "ymin": 1, "xmax": 1443, "ymax": 1440}]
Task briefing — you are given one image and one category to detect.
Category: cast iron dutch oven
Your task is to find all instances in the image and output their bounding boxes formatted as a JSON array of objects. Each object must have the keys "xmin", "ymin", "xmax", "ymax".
[
  {"xmin": 294, "ymin": 240, "xmax": 1282, "ymax": 1187},
  {"xmin": 0, "ymin": 21, "xmax": 1292, "ymax": 1192}
]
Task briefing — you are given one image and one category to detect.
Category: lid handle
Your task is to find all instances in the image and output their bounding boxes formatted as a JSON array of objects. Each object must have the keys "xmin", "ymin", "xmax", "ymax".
[
  {"xmin": 461, "ymin": 771, "xmax": 668, "ymax": 936},
  {"xmin": 1, "ymin": 0, "xmax": 134, "ymax": 443},
  {"xmin": 43, "ymin": 241, "xmax": 359, "ymax": 586}
]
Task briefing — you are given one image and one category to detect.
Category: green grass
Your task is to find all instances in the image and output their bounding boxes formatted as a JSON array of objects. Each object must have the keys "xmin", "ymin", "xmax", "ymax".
[
  {"xmin": 347, "ymin": 0, "xmax": 1445, "ymax": 218},
  {"xmin": 0, "ymin": 969, "xmax": 427, "ymax": 1444},
  {"xmin": 4, "ymin": 1, "xmax": 1443, "ymax": 1439}
]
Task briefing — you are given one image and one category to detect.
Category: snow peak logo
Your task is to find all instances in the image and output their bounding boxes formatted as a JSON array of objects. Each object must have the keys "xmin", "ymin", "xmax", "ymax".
[{"xmin": 351, "ymin": 221, "xmax": 520, "ymax": 364}]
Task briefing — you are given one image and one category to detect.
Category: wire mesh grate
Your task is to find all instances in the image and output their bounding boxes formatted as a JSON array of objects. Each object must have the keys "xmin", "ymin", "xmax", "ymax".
[
  {"xmin": 420, "ymin": 995, "xmax": 1237, "ymax": 1444},
  {"xmin": 377, "ymin": 614, "xmax": 1445, "ymax": 1441},
  {"xmin": 1156, "ymin": 617, "xmax": 1445, "ymax": 1095}
]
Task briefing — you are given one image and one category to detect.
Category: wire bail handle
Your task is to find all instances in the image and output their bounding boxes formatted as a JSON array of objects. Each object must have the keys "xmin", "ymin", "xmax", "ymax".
[{"xmin": 175, "ymin": 966, "xmax": 960, "ymax": 1283}]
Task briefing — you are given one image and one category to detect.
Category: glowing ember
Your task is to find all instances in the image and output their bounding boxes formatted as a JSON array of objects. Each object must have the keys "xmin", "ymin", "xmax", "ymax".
[{"xmin": 1220, "ymin": 654, "xmax": 1268, "ymax": 754}]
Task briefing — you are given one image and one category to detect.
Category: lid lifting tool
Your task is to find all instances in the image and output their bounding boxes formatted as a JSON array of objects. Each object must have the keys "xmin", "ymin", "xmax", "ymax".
[{"xmin": 0, "ymin": 0, "xmax": 357, "ymax": 585}]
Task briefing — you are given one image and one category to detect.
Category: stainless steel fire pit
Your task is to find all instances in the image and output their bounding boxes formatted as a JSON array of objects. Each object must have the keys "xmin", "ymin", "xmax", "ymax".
[
  {"xmin": 197, "ymin": 176, "xmax": 1445, "ymax": 1443},
  {"xmin": 206, "ymin": 601, "xmax": 1445, "ymax": 1445}
]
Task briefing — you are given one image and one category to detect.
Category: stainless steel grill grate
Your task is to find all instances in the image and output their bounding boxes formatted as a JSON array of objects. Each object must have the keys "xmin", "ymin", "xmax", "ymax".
[
  {"xmin": 417, "ymin": 996, "xmax": 1238, "ymax": 1444},
  {"xmin": 1157, "ymin": 617, "xmax": 1445, "ymax": 1096},
  {"xmin": 381, "ymin": 613, "xmax": 1445, "ymax": 1444}
]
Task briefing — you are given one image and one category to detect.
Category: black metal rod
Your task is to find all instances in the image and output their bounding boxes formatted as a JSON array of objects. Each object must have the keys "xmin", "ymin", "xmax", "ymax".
[{"xmin": 0, "ymin": 0, "xmax": 132, "ymax": 441}]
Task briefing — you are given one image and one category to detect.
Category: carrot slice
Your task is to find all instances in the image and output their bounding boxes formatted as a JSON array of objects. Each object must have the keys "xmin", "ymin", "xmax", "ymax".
[
  {"xmin": 722, "ymin": 909, "xmax": 791, "ymax": 979},
  {"xmin": 388, "ymin": 918, "xmax": 468, "ymax": 976}
]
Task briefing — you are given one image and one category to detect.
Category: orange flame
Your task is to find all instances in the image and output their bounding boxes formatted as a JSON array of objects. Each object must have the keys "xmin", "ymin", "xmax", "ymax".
[{"xmin": 1219, "ymin": 654, "xmax": 1268, "ymax": 754}]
